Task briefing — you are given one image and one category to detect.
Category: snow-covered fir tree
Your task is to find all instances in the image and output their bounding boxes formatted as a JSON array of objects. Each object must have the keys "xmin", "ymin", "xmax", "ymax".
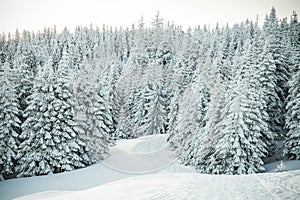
[
  {"xmin": 262, "ymin": 7, "xmax": 290, "ymax": 140},
  {"xmin": 104, "ymin": 62, "xmax": 123, "ymax": 135},
  {"xmin": 16, "ymin": 59, "xmax": 58, "ymax": 176},
  {"xmin": 16, "ymin": 53, "xmax": 89, "ymax": 177},
  {"xmin": 171, "ymin": 87, "xmax": 199, "ymax": 165},
  {"xmin": 284, "ymin": 48, "xmax": 300, "ymax": 160},
  {"xmin": 201, "ymin": 51, "xmax": 271, "ymax": 174},
  {"xmin": 73, "ymin": 58, "xmax": 112, "ymax": 161},
  {"xmin": 114, "ymin": 100, "xmax": 132, "ymax": 139},
  {"xmin": 256, "ymin": 39, "xmax": 280, "ymax": 155},
  {"xmin": 132, "ymin": 86, "xmax": 147, "ymax": 138},
  {"xmin": 194, "ymin": 74, "xmax": 226, "ymax": 172},
  {"xmin": 15, "ymin": 55, "xmax": 34, "ymax": 123},
  {"xmin": 138, "ymin": 83, "xmax": 168, "ymax": 136},
  {"xmin": 0, "ymin": 62, "xmax": 21, "ymax": 179},
  {"xmin": 166, "ymin": 91, "xmax": 179, "ymax": 149}
]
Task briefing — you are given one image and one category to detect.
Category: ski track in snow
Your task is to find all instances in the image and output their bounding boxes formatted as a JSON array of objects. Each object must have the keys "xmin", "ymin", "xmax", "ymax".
[{"xmin": 1, "ymin": 134, "xmax": 300, "ymax": 200}]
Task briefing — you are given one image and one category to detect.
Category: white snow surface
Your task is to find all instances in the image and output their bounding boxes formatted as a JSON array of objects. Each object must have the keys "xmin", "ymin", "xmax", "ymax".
[
  {"xmin": 0, "ymin": 134, "xmax": 299, "ymax": 200},
  {"xmin": 33, "ymin": 171, "xmax": 300, "ymax": 200}
]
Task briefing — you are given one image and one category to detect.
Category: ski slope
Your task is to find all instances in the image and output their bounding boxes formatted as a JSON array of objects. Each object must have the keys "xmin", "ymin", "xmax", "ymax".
[{"xmin": 1, "ymin": 134, "xmax": 300, "ymax": 200}]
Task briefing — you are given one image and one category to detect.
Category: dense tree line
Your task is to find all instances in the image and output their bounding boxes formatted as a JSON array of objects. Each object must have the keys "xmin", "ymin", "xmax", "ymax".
[{"xmin": 0, "ymin": 8, "xmax": 299, "ymax": 179}]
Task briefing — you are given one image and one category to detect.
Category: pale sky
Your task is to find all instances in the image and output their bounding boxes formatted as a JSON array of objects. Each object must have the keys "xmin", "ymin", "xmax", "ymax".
[{"xmin": 0, "ymin": 0, "xmax": 299, "ymax": 34}]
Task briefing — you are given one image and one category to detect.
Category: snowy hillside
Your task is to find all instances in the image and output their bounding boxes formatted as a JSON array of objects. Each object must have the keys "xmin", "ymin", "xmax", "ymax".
[
  {"xmin": 28, "ymin": 171, "xmax": 300, "ymax": 200},
  {"xmin": 1, "ymin": 134, "xmax": 299, "ymax": 200}
]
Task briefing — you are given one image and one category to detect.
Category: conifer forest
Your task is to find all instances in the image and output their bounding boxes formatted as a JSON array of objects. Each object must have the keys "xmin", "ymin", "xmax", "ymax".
[{"xmin": 0, "ymin": 8, "xmax": 299, "ymax": 179}]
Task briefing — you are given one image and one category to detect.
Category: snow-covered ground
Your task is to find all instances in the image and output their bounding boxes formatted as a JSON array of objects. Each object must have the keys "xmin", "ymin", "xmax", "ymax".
[
  {"xmin": 1, "ymin": 134, "xmax": 299, "ymax": 200},
  {"xmin": 27, "ymin": 171, "xmax": 300, "ymax": 200}
]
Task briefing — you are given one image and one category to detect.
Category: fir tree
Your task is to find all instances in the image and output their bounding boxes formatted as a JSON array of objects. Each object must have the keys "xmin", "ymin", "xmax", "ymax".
[
  {"xmin": 284, "ymin": 49, "xmax": 300, "ymax": 160},
  {"xmin": 172, "ymin": 87, "xmax": 199, "ymax": 165},
  {"xmin": 132, "ymin": 86, "xmax": 147, "ymax": 138},
  {"xmin": 263, "ymin": 7, "xmax": 290, "ymax": 140},
  {"xmin": 289, "ymin": 11, "xmax": 299, "ymax": 49},
  {"xmin": 257, "ymin": 40, "xmax": 280, "ymax": 154},
  {"xmin": 0, "ymin": 62, "xmax": 21, "ymax": 178},
  {"xmin": 74, "ymin": 59, "xmax": 111, "ymax": 161},
  {"xmin": 114, "ymin": 103, "xmax": 132, "ymax": 139},
  {"xmin": 105, "ymin": 62, "xmax": 123, "ymax": 135},
  {"xmin": 167, "ymin": 91, "xmax": 179, "ymax": 149},
  {"xmin": 15, "ymin": 55, "xmax": 34, "ymax": 123},
  {"xmin": 138, "ymin": 83, "xmax": 168, "ymax": 136},
  {"xmin": 16, "ymin": 53, "xmax": 89, "ymax": 177},
  {"xmin": 16, "ymin": 59, "xmax": 57, "ymax": 176},
  {"xmin": 90, "ymin": 89, "xmax": 112, "ymax": 159},
  {"xmin": 194, "ymin": 74, "xmax": 226, "ymax": 172},
  {"xmin": 199, "ymin": 44, "xmax": 271, "ymax": 174}
]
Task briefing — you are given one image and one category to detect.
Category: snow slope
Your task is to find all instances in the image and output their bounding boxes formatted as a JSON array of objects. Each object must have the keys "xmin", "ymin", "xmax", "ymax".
[
  {"xmin": 1, "ymin": 134, "xmax": 300, "ymax": 200},
  {"xmin": 34, "ymin": 171, "xmax": 300, "ymax": 200},
  {"xmin": 102, "ymin": 134, "xmax": 178, "ymax": 173}
]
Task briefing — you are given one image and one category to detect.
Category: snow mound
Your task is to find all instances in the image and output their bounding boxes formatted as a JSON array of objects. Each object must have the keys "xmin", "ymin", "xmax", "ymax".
[
  {"xmin": 100, "ymin": 134, "xmax": 180, "ymax": 173},
  {"xmin": 115, "ymin": 134, "xmax": 168, "ymax": 154},
  {"xmin": 38, "ymin": 171, "xmax": 300, "ymax": 200},
  {"xmin": 132, "ymin": 134, "xmax": 168, "ymax": 154}
]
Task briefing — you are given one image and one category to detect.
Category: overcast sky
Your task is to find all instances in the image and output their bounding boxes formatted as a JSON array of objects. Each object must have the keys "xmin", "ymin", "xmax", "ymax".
[{"xmin": 0, "ymin": 0, "xmax": 299, "ymax": 33}]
